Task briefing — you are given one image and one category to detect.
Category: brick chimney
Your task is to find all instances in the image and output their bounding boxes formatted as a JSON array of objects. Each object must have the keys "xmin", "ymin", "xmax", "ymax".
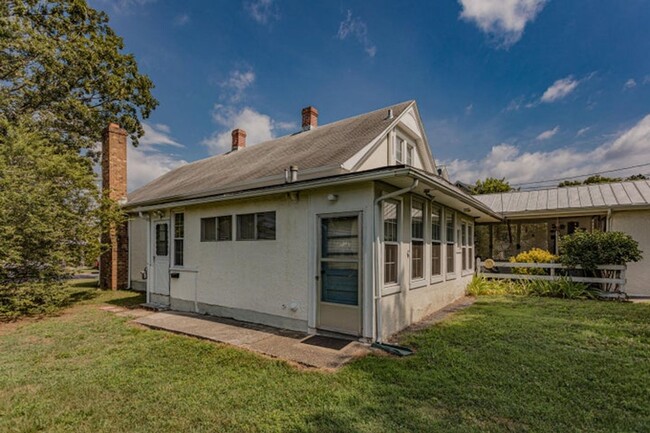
[
  {"xmin": 100, "ymin": 123, "xmax": 129, "ymax": 291},
  {"xmin": 231, "ymin": 128, "xmax": 246, "ymax": 151},
  {"xmin": 301, "ymin": 106, "xmax": 318, "ymax": 130}
]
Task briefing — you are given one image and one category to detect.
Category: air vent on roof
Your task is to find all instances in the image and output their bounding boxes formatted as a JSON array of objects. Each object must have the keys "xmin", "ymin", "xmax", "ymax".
[{"xmin": 385, "ymin": 109, "xmax": 394, "ymax": 120}]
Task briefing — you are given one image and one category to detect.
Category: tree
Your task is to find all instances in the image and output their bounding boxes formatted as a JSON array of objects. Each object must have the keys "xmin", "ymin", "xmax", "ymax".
[
  {"xmin": 0, "ymin": 121, "xmax": 123, "ymax": 286},
  {"xmin": 558, "ymin": 173, "xmax": 648, "ymax": 187},
  {"xmin": 472, "ymin": 177, "xmax": 513, "ymax": 195},
  {"xmin": 625, "ymin": 174, "xmax": 648, "ymax": 181},
  {"xmin": 0, "ymin": 0, "xmax": 158, "ymax": 152}
]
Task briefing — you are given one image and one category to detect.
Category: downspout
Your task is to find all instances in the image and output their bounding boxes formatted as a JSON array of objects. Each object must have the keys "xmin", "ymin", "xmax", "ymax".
[
  {"xmin": 606, "ymin": 208, "xmax": 613, "ymax": 231},
  {"xmin": 146, "ymin": 213, "xmax": 152, "ymax": 304},
  {"xmin": 373, "ymin": 179, "xmax": 419, "ymax": 343}
]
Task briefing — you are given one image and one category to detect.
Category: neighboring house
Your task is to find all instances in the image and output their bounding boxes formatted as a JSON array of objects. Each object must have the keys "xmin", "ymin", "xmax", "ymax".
[
  {"xmin": 101, "ymin": 101, "xmax": 501, "ymax": 342},
  {"xmin": 474, "ymin": 181, "xmax": 650, "ymax": 297}
]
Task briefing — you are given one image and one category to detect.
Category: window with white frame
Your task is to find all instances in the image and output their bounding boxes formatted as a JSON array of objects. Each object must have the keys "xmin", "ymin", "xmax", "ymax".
[
  {"xmin": 200, "ymin": 217, "xmax": 216, "ymax": 242},
  {"xmin": 217, "ymin": 215, "xmax": 232, "ymax": 241},
  {"xmin": 406, "ymin": 144, "xmax": 414, "ymax": 166},
  {"xmin": 395, "ymin": 137, "xmax": 404, "ymax": 163},
  {"xmin": 237, "ymin": 212, "xmax": 276, "ymax": 241},
  {"xmin": 431, "ymin": 204, "xmax": 442, "ymax": 277},
  {"xmin": 445, "ymin": 210, "xmax": 455, "ymax": 275},
  {"xmin": 173, "ymin": 213, "xmax": 184, "ymax": 266},
  {"xmin": 411, "ymin": 199, "xmax": 424, "ymax": 280},
  {"xmin": 383, "ymin": 200, "xmax": 399, "ymax": 285},
  {"xmin": 461, "ymin": 221, "xmax": 468, "ymax": 271},
  {"xmin": 467, "ymin": 222, "xmax": 474, "ymax": 271}
]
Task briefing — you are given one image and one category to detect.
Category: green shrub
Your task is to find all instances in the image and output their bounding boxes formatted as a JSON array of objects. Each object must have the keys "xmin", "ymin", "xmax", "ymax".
[
  {"xmin": 560, "ymin": 231, "xmax": 642, "ymax": 271},
  {"xmin": 0, "ymin": 282, "xmax": 69, "ymax": 321},
  {"xmin": 527, "ymin": 278, "xmax": 599, "ymax": 300},
  {"xmin": 466, "ymin": 275, "xmax": 530, "ymax": 296},
  {"xmin": 467, "ymin": 275, "xmax": 600, "ymax": 300},
  {"xmin": 509, "ymin": 248, "xmax": 557, "ymax": 275}
]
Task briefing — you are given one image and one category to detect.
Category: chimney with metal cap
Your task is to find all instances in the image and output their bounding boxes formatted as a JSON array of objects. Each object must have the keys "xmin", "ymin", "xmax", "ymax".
[
  {"xmin": 301, "ymin": 106, "xmax": 318, "ymax": 130},
  {"xmin": 231, "ymin": 128, "xmax": 246, "ymax": 151}
]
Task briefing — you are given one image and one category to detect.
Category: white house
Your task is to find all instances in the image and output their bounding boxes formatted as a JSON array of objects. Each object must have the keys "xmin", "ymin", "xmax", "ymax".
[{"xmin": 103, "ymin": 101, "xmax": 501, "ymax": 342}]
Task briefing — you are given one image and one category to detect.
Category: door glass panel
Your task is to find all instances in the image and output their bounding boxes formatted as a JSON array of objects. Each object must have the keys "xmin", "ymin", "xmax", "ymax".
[
  {"xmin": 155, "ymin": 223, "xmax": 168, "ymax": 256},
  {"xmin": 321, "ymin": 216, "xmax": 359, "ymax": 305},
  {"xmin": 321, "ymin": 262, "xmax": 358, "ymax": 305},
  {"xmin": 321, "ymin": 217, "xmax": 359, "ymax": 259}
]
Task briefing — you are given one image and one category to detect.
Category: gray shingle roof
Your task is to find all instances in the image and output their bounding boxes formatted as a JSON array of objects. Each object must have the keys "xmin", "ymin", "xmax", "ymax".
[
  {"xmin": 127, "ymin": 101, "xmax": 414, "ymax": 206},
  {"xmin": 476, "ymin": 180, "xmax": 650, "ymax": 214}
]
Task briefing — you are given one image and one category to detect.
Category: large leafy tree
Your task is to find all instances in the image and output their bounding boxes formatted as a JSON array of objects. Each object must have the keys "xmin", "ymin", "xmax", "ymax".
[
  {"xmin": 0, "ymin": 0, "xmax": 155, "ymax": 296},
  {"xmin": 472, "ymin": 177, "xmax": 513, "ymax": 195},
  {"xmin": 0, "ymin": 121, "xmax": 122, "ymax": 285},
  {"xmin": 0, "ymin": 0, "xmax": 158, "ymax": 151}
]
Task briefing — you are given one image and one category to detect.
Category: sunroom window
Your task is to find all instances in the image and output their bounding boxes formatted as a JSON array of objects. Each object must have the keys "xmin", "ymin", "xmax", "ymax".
[
  {"xmin": 383, "ymin": 201, "xmax": 399, "ymax": 285},
  {"xmin": 445, "ymin": 210, "xmax": 455, "ymax": 275},
  {"xmin": 411, "ymin": 199, "xmax": 424, "ymax": 280},
  {"xmin": 431, "ymin": 205, "xmax": 442, "ymax": 277}
]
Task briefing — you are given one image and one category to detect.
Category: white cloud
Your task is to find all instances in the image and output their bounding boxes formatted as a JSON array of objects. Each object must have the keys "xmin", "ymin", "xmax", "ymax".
[
  {"xmin": 624, "ymin": 78, "xmax": 637, "ymax": 90},
  {"xmin": 465, "ymin": 103, "xmax": 474, "ymax": 115},
  {"xmin": 173, "ymin": 13, "xmax": 190, "ymax": 26},
  {"xmin": 337, "ymin": 10, "xmax": 377, "ymax": 57},
  {"xmin": 445, "ymin": 114, "xmax": 650, "ymax": 185},
  {"xmin": 458, "ymin": 0, "xmax": 547, "ymax": 47},
  {"xmin": 576, "ymin": 126, "xmax": 591, "ymax": 137},
  {"xmin": 128, "ymin": 123, "xmax": 187, "ymax": 191},
  {"xmin": 221, "ymin": 69, "xmax": 255, "ymax": 102},
  {"xmin": 202, "ymin": 105, "xmax": 295, "ymax": 155},
  {"xmin": 139, "ymin": 123, "xmax": 183, "ymax": 148},
  {"xmin": 536, "ymin": 126, "xmax": 559, "ymax": 140},
  {"xmin": 541, "ymin": 76, "xmax": 579, "ymax": 103},
  {"xmin": 245, "ymin": 0, "xmax": 279, "ymax": 25}
]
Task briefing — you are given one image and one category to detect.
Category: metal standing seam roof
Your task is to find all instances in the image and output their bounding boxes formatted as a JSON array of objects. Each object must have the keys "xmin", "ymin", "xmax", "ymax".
[
  {"xmin": 475, "ymin": 180, "xmax": 650, "ymax": 214},
  {"xmin": 127, "ymin": 100, "xmax": 414, "ymax": 207}
]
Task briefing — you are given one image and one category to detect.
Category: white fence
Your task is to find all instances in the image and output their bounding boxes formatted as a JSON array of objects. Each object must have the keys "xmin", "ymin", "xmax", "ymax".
[{"xmin": 476, "ymin": 259, "xmax": 627, "ymax": 292}]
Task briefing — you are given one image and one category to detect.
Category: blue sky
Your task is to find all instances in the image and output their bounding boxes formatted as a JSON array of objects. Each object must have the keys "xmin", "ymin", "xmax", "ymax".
[{"xmin": 91, "ymin": 0, "xmax": 650, "ymax": 191}]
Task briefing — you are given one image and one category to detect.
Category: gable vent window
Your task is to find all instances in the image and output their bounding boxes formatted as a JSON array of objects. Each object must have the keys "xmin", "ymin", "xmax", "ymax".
[
  {"xmin": 237, "ymin": 212, "xmax": 276, "ymax": 241},
  {"xmin": 173, "ymin": 213, "xmax": 184, "ymax": 266},
  {"xmin": 395, "ymin": 137, "xmax": 404, "ymax": 163}
]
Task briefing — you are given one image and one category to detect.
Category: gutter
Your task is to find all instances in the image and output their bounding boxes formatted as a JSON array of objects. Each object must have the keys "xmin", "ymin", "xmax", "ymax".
[
  {"xmin": 125, "ymin": 166, "xmax": 413, "ymax": 213},
  {"xmin": 373, "ymin": 179, "xmax": 419, "ymax": 343}
]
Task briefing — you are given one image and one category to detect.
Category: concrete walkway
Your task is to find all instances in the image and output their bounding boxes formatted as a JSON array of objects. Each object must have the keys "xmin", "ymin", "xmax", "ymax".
[{"xmin": 134, "ymin": 311, "xmax": 370, "ymax": 369}]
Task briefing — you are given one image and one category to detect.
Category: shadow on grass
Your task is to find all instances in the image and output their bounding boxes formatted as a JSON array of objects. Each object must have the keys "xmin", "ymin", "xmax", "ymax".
[{"xmin": 105, "ymin": 291, "xmax": 146, "ymax": 308}]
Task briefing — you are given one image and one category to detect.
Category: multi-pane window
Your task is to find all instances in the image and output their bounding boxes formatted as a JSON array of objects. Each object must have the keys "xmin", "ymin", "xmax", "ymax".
[
  {"xmin": 411, "ymin": 200, "xmax": 424, "ymax": 280},
  {"xmin": 395, "ymin": 137, "xmax": 404, "ymax": 163},
  {"xmin": 200, "ymin": 217, "xmax": 216, "ymax": 242},
  {"xmin": 383, "ymin": 201, "xmax": 399, "ymax": 285},
  {"xmin": 237, "ymin": 212, "xmax": 276, "ymax": 241},
  {"xmin": 217, "ymin": 215, "xmax": 232, "ymax": 241},
  {"xmin": 431, "ymin": 205, "xmax": 442, "ymax": 277},
  {"xmin": 461, "ymin": 221, "xmax": 468, "ymax": 270},
  {"xmin": 406, "ymin": 145, "xmax": 414, "ymax": 166},
  {"xmin": 173, "ymin": 213, "xmax": 184, "ymax": 266},
  {"xmin": 462, "ymin": 222, "xmax": 474, "ymax": 271},
  {"xmin": 446, "ymin": 211, "xmax": 455, "ymax": 275}
]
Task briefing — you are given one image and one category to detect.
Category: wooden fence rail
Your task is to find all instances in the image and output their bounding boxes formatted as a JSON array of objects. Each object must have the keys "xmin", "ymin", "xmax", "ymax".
[{"xmin": 476, "ymin": 259, "xmax": 627, "ymax": 292}]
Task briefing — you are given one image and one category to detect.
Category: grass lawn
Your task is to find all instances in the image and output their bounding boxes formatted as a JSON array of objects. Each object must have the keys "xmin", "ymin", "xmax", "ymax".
[{"xmin": 1, "ymin": 285, "xmax": 649, "ymax": 433}]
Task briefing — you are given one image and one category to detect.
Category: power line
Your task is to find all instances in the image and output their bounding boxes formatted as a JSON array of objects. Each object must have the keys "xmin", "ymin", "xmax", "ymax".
[{"xmin": 511, "ymin": 162, "xmax": 650, "ymax": 187}]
